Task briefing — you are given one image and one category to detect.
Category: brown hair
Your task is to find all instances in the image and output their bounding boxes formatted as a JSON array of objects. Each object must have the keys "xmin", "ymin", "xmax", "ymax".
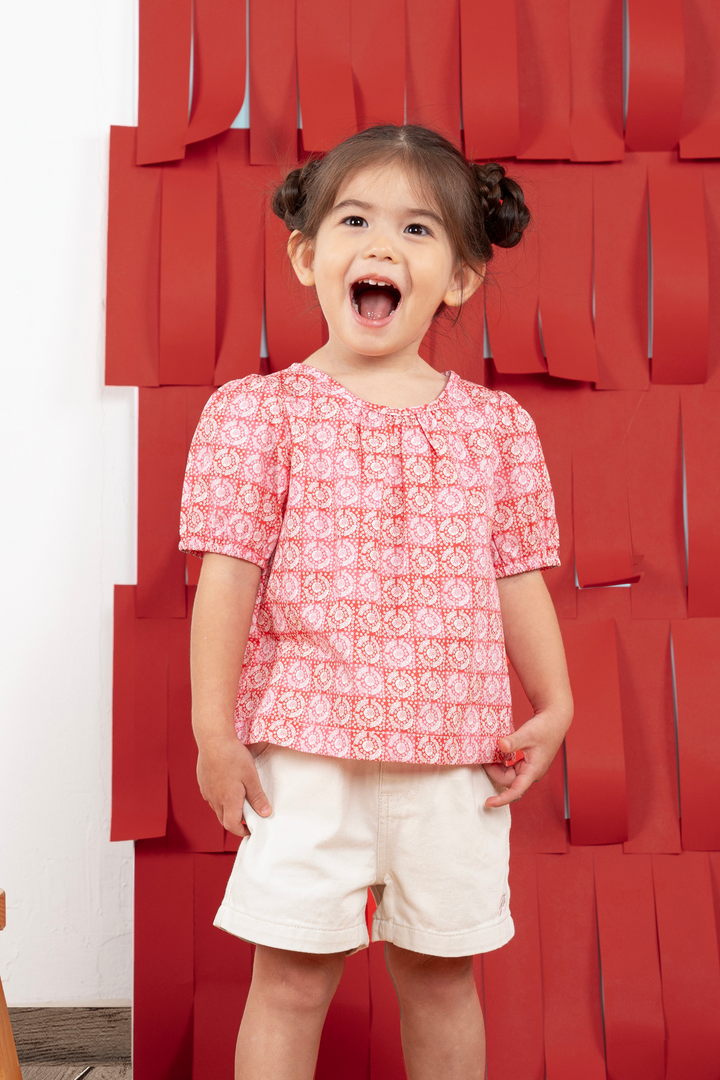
[{"xmin": 271, "ymin": 125, "xmax": 531, "ymax": 279}]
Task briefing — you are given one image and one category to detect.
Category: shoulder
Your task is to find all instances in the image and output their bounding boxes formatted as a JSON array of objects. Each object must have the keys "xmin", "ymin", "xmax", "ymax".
[
  {"xmin": 198, "ymin": 373, "xmax": 291, "ymax": 434},
  {"xmin": 449, "ymin": 376, "xmax": 537, "ymax": 433}
]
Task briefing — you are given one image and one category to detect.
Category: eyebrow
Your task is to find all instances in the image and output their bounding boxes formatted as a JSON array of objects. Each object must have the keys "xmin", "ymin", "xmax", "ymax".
[{"xmin": 333, "ymin": 198, "xmax": 445, "ymax": 229}]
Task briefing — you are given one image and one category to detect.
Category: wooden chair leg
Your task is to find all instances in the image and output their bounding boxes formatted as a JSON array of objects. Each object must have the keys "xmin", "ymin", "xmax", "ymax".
[{"xmin": 0, "ymin": 890, "xmax": 22, "ymax": 1080}]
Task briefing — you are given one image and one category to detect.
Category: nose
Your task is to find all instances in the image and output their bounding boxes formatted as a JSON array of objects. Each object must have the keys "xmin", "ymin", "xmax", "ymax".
[{"xmin": 362, "ymin": 228, "xmax": 399, "ymax": 263}]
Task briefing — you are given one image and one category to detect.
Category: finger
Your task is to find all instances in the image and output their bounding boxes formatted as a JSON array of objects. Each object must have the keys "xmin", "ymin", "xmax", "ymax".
[
  {"xmin": 483, "ymin": 763, "xmax": 516, "ymax": 790},
  {"xmin": 244, "ymin": 767, "xmax": 272, "ymax": 817},
  {"xmin": 484, "ymin": 771, "xmax": 535, "ymax": 808},
  {"xmin": 222, "ymin": 814, "xmax": 249, "ymax": 838}
]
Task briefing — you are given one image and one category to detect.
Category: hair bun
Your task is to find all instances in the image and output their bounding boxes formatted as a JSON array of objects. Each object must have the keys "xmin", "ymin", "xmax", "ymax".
[
  {"xmin": 271, "ymin": 158, "xmax": 323, "ymax": 231},
  {"xmin": 472, "ymin": 162, "xmax": 530, "ymax": 249}
]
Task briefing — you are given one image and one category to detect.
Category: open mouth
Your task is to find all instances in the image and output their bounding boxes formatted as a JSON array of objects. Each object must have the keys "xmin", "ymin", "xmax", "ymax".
[{"xmin": 350, "ymin": 278, "xmax": 402, "ymax": 324}]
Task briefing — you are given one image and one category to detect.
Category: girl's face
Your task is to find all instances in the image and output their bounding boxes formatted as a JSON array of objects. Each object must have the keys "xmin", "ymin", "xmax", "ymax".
[{"xmin": 290, "ymin": 163, "xmax": 481, "ymax": 362}]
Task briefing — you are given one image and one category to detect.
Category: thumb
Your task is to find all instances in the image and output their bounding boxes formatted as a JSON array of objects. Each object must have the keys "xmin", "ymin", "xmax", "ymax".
[
  {"xmin": 244, "ymin": 767, "xmax": 272, "ymax": 817},
  {"xmin": 497, "ymin": 735, "xmax": 516, "ymax": 755}
]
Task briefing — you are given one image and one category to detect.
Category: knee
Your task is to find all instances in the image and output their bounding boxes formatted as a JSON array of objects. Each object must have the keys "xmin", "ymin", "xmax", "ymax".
[
  {"xmin": 385, "ymin": 946, "xmax": 475, "ymax": 1007},
  {"xmin": 253, "ymin": 947, "xmax": 345, "ymax": 1014}
]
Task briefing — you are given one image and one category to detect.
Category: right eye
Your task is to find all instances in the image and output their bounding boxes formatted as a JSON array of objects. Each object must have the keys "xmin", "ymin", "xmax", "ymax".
[{"xmin": 342, "ymin": 216, "xmax": 367, "ymax": 227}]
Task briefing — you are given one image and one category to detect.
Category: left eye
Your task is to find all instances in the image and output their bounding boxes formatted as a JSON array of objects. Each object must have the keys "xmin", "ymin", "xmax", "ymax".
[
  {"xmin": 342, "ymin": 216, "xmax": 367, "ymax": 227},
  {"xmin": 405, "ymin": 223, "xmax": 430, "ymax": 236}
]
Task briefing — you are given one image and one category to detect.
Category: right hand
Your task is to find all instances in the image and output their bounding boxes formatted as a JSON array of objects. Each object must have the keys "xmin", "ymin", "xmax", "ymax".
[{"xmin": 196, "ymin": 736, "xmax": 272, "ymax": 838}]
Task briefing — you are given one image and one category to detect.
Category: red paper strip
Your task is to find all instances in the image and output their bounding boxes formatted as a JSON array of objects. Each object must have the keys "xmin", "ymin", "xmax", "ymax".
[
  {"xmin": 573, "ymin": 392, "xmax": 642, "ymax": 588},
  {"xmin": 185, "ymin": 0, "xmax": 245, "ymax": 147},
  {"xmin": 704, "ymin": 165, "xmax": 720, "ymax": 390},
  {"xmin": 593, "ymin": 164, "xmax": 649, "ymax": 389},
  {"xmin": 653, "ymin": 853, "xmax": 720, "ymax": 1080},
  {"xmin": 422, "ymin": 294, "xmax": 486, "ymax": 386},
  {"xmin": 507, "ymin": 665, "xmax": 566, "ymax": 853},
  {"xmin": 576, "ymin": 584, "xmax": 632, "ymax": 622},
  {"xmin": 483, "ymin": 855, "xmax": 544, "ymax": 1080},
  {"xmin": 625, "ymin": 0, "xmax": 684, "ymax": 151},
  {"xmin": 106, "ymin": 127, "xmax": 161, "ymax": 386},
  {"xmin": 710, "ymin": 854, "xmax": 720, "ymax": 955},
  {"xmin": 649, "ymin": 166, "xmax": 708, "ymax": 384},
  {"xmin": 594, "ymin": 848, "xmax": 665, "ymax": 1078},
  {"xmin": 460, "ymin": 0, "xmax": 519, "ymax": 159},
  {"xmin": 681, "ymin": 0, "xmax": 720, "ymax": 158},
  {"xmin": 537, "ymin": 165, "xmax": 597, "ymax": 382},
  {"xmin": 368, "ymin": 941, "xmax": 404, "ymax": 1079},
  {"xmin": 193, "ymin": 854, "xmax": 253, "ymax": 1078},
  {"xmin": 405, "ymin": 0, "xmax": 461, "ymax": 145},
  {"xmin": 111, "ymin": 586, "xmax": 169, "ymax": 841},
  {"xmin": 159, "ymin": 142, "xmax": 218, "ymax": 386},
  {"xmin": 498, "ymin": 377, "xmax": 583, "ymax": 617},
  {"xmin": 316, "ymin": 951, "xmax": 370, "ymax": 1079},
  {"xmin": 516, "ymin": 0, "xmax": 572, "ymax": 160},
  {"xmin": 167, "ymin": 592, "xmax": 225, "ymax": 853},
  {"xmin": 568, "ymin": 0, "xmax": 624, "ymax": 161},
  {"xmin": 249, "ymin": 0, "xmax": 298, "ymax": 166},
  {"xmin": 536, "ymin": 849, "xmax": 606, "ymax": 1080},
  {"xmin": 265, "ymin": 211, "xmax": 324, "ymax": 371},
  {"xmin": 215, "ymin": 132, "xmax": 265, "ymax": 384},
  {"xmin": 670, "ymin": 619, "xmax": 720, "ymax": 850},
  {"xmin": 682, "ymin": 388, "xmax": 720, "ymax": 615},
  {"xmin": 350, "ymin": 0, "xmax": 404, "ymax": 130},
  {"xmin": 485, "ymin": 230, "xmax": 546, "ymax": 375},
  {"xmin": 137, "ymin": 0, "xmax": 191, "ymax": 165},
  {"xmin": 615, "ymin": 620, "xmax": 681, "ymax": 853},
  {"xmin": 134, "ymin": 844, "xmax": 194, "ymax": 1080},
  {"xmin": 625, "ymin": 386, "xmax": 685, "ymax": 618},
  {"xmin": 561, "ymin": 620, "xmax": 628, "ymax": 845},
  {"xmin": 296, "ymin": 0, "xmax": 357, "ymax": 153}
]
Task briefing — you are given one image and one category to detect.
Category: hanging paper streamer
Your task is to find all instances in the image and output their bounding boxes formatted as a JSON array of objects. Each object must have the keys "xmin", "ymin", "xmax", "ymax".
[
  {"xmin": 159, "ymin": 142, "xmax": 218, "ymax": 386},
  {"xmin": 670, "ymin": 619, "xmax": 720, "ymax": 851},
  {"xmin": 649, "ymin": 165, "xmax": 708, "ymax": 385},
  {"xmin": 562, "ymin": 620, "xmax": 628, "ymax": 845},
  {"xmin": 249, "ymin": 0, "xmax": 298, "ymax": 166},
  {"xmin": 615, "ymin": 620, "xmax": 681, "ymax": 854},
  {"xmin": 137, "ymin": 0, "xmax": 192, "ymax": 165},
  {"xmin": 106, "ymin": 127, "xmax": 161, "ymax": 386},
  {"xmin": 681, "ymin": 0, "xmax": 720, "ymax": 158},
  {"xmin": 405, "ymin": 0, "xmax": 461, "ymax": 145},
  {"xmin": 594, "ymin": 848, "xmax": 666, "ymax": 1078},
  {"xmin": 460, "ymin": 0, "xmax": 519, "ymax": 159},
  {"xmin": 682, "ymin": 388, "xmax": 720, "ymax": 616},
  {"xmin": 516, "ymin": 0, "xmax": 572, "ymax": 160},
  {"xmin": 704, "ymin": 165, "xmax": 720, "ymax": 390},
  {"xmin": 568, "ymin": 0, "xmax": 624, "ymax": 161},
  {"xmin": 485, "ymin": 231, "xmax": 545, "ymax": 375},
  {"xmin": 368, "ymin": 940, "xmax": 405, "ymax": 1079},
  {"xmin": 215, "ymin": 131, "xmax": 265, "ymax": 384},
  {"xmin": 316, "ymin": 952, "xmax": 370, "ymax": 1080},
  {"xmin": 593, "ymin": 164, "xmax": 649, "ymax": 389},
  {"xmin": 350, "ymin": 0, "xmax": 405, "ymax": 130},
  {"xmin": 625, "ymin": 0, "xmax": 684, "ymax": 151},
  {"xmin": 296, "ymin": 0, "xmax": 357, "ymax": 153},
  {"xmin": 536, "ymin": 849, "xmax": 606, "ymax": 1080},
  {"xmin": 652, "ymin": 853, "xmax": 720, "ymax": 1080},
  {"xmin": 185, "ymin": 0, "xmax": 246, "ymax": 147},
  {"xmin": 110, "ymin": 586, "xmax": 169, "ymax": 842},
  {"xmin": 483, "ymin": 856, "xmax": 545, "ymax": 1080},
  {"xmin": 264, "ymin": 211, "xmax": 325, "ymax": 371}
]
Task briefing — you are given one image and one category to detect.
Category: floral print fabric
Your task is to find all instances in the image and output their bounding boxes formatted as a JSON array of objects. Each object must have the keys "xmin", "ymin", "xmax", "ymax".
[{"xmin": 179, "ymin": 363, "xmax": 560, "ymax": 765}]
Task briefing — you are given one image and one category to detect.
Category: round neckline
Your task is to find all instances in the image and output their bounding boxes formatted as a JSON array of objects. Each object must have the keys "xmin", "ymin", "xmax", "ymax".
[{"xmin": 293, "ymin": 362, "xmax": 456, "ymax": 413}]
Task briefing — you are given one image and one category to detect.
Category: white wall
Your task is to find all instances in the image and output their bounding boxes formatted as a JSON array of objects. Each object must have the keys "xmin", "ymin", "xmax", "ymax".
[{"xmin": 0, "ymin": 1, "xmax": 138, "ymax": 1004}]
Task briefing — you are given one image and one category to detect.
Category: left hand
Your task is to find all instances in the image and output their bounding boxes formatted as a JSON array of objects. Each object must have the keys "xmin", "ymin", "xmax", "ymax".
[{"xmin": 483, "ymin": 707, "xmax": 571, "ymax": 808}]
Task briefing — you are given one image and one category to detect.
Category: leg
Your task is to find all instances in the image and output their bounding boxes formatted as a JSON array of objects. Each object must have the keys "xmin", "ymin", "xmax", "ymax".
[
  {"xmin": 385, "ymin": 943, "xmax": 485, "ymax": 1080},
  {"xmin": 235, "ymin": 944, "xmax": 345, "ymax": 1080}
]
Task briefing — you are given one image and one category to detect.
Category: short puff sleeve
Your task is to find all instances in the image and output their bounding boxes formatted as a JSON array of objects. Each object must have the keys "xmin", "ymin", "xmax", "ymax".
[
  {"xmin": 490, "ymin": 392, "xmax": 560, "ymax": 578},
  {"xmin": 179, "ymin": 376, "xmax": 291, "ymax": 569}
]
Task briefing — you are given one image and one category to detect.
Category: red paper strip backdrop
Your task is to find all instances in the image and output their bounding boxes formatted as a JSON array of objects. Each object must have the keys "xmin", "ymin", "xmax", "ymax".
[{"xmin": 106, "ymin": 2, "xmax": 720, "ymax": 1073}]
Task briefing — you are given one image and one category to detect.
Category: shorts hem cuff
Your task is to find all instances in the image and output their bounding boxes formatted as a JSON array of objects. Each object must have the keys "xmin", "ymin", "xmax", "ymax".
[
  {"xmin": 214, "ymin": 904, "xmax": 370, "ymax": 955},
  {"xmin": 371, "ymin": 914, "xmax": 515, "ymax": 956}
]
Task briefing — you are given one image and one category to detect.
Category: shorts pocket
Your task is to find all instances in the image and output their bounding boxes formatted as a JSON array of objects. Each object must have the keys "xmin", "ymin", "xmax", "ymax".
[{"xmin": 250, "ymin": 742, "xmax": 278, "ymax": 769}]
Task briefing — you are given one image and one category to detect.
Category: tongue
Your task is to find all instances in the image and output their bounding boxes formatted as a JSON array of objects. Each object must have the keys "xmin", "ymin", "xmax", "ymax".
[{"xmin": 358, "ymin": 288, "xmax": 394, "ymax": 320}]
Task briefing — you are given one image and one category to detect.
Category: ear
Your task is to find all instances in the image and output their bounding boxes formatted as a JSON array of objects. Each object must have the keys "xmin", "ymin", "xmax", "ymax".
[
  {"xmin": 443, "ymin": 262, "xmax": 485, "ymax": 309},
  {"xmin": 288, "ymin": 230, "xmax": 315, "ymax": 287}
]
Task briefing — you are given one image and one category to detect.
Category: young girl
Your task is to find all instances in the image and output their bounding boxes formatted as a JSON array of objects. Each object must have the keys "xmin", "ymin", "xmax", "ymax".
[{"xmin": 180, "ymin": 124, "xmax": 572, "ymax": 1080}]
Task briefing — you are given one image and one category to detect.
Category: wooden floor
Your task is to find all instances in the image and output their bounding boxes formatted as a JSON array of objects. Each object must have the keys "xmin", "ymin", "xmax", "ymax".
[{"xmin": 20, "ymin": 1068, "xmax": 132, "ymax": 1079}]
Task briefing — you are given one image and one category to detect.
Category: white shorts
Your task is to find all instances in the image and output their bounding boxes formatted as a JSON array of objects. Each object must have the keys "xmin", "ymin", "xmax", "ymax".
[{"xmin": 214, "ymin": 744, "xmax": 513, "ymax": 957}]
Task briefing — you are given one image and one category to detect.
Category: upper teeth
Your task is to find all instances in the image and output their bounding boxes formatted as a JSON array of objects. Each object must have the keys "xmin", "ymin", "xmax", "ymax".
[{"xmin": 358, "ymin": 279, "xmax": 392, "ymax": 286}]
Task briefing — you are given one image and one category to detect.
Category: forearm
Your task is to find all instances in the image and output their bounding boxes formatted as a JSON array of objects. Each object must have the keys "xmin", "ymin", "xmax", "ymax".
[
  {"xmin": 496, "ymin": 569, "xmax": 572, "ymax": 723},
  {"xmin": 190, "ymin": 552, "xmax": 262, "ymax": 748}
]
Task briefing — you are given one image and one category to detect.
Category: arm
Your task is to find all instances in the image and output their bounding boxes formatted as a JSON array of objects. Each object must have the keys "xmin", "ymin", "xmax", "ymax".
[
  {"xmin": 191, "ymin": 552, "xmax": 271, "ymax": 835},
  {"xmin": 483, "ymin": 569, "xmax": 573, "ymax": 808}
]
